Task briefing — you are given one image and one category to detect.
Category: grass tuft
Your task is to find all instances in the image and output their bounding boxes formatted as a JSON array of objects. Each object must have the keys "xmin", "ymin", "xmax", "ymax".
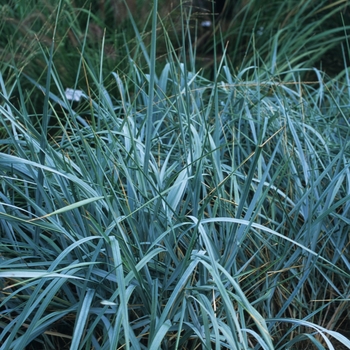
[{"xmin": 1, "ymin": 0, "xmax": 350, "ymax": 349}]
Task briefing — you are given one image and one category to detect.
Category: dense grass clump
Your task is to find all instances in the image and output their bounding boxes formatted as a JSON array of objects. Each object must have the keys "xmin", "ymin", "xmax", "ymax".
[
  {"xmin": 1, "ymin": 0, "xmax": 350, "ymax": 349},
  {"xmin": 1, "ymin": 0, "xmax": 350, "ymax": 89}
]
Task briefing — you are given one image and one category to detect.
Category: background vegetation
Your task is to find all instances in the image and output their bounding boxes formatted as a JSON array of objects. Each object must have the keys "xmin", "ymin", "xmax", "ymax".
[{"xmin": 0, "ymin": 0, "xmax": 350, "ymax": 349}]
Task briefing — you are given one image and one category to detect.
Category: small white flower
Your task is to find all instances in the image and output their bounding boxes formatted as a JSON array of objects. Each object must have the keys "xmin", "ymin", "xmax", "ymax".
[
  {"xmin": 65, "ymin": 88, "xmax": 83, "ymax": 102},
  {"xmin": 201, "ymin": 20, "xmax": 212, "ymax": 28}
]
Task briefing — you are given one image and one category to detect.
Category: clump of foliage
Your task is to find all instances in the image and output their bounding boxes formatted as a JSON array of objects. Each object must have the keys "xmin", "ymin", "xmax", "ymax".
[
  {"xmin": 0, "ymin": 0, "xmax": 350, "ymax": 349},
  {"xmin": 1, "ymin": 0, "xmax": 349, "ymax": 89}
]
